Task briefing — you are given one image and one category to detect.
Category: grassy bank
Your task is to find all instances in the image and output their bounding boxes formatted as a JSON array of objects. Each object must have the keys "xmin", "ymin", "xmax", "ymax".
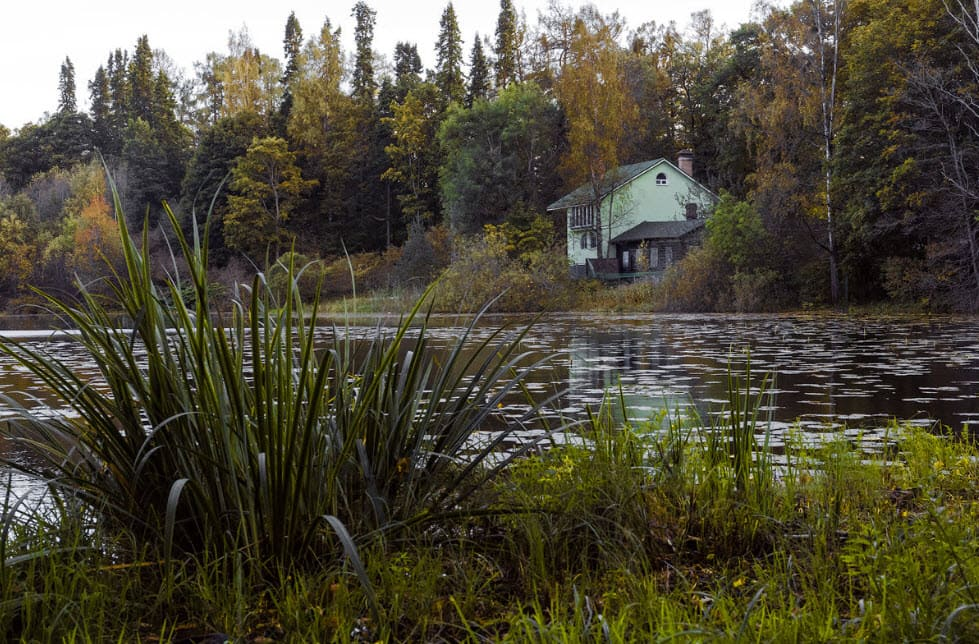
[{"xmin": 5, "ymin": 417, "xmax": 979, "ymax": 641}]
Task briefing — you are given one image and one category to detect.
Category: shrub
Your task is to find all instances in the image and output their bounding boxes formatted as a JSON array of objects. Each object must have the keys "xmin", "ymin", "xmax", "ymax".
[
  {"xmin": 654, "ymin": 245, "xmax": 732, "ymax": 311},
  {"xmin": 432, "ymin": 227, "xmax": 574, "ymax": 313},
  {"xmin": 394, "ymin": 218, "xmax": 442, "ymax": 290},
  {"xmin": 732, "ymin": 268, "xmax": 784, "ymax": 312}
]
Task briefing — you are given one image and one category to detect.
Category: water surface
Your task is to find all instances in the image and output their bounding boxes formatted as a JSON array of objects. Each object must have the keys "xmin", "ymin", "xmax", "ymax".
[{"xmin": 2, "ymin": 313, "xmax": 978, "ymax": 499}]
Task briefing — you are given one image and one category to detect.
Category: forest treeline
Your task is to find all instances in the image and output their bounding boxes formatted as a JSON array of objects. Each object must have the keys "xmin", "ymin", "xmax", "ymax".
[{"xmin": 0, "ymin": 0, "xmax": 978, "ymax": 312}]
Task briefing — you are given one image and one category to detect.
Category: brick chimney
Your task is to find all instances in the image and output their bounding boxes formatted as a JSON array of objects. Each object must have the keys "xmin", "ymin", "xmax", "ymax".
[{"xmin": 677, "ymin": 150, "xmax": 694, "ymax": 176}]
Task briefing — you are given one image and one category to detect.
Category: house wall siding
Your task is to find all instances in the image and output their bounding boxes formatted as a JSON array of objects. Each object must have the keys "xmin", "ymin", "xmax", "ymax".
[{"xmin": 565, "ymin": 161, "xmax": 713, "ymax": 268}]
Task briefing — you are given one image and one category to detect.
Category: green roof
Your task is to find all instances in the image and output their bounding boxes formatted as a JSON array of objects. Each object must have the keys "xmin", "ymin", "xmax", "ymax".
[{"xmin": 546, "ymin": 159, "xmax": 664, "ymax": 210}]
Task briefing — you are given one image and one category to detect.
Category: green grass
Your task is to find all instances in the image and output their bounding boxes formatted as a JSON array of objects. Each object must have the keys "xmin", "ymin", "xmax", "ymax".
[{"xmin": 6, "ymin": 415, "xmax": 979, "ymax": 640}]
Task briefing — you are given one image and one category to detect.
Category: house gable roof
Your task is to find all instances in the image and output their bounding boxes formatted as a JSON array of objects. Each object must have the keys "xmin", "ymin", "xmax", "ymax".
[
  {"xmin": 547, "ymin": 158, "xmax": 715, "ymax": 211},
  {"xmin": 547, "ymin": 159, "xmax": 666, "ymax": 210},
  {"xmin": 610, "ymin": 219, "xmax": 705, "ymax": 244}
]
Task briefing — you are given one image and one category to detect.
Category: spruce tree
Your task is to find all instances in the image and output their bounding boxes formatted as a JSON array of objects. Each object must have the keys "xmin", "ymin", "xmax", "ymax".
[
  {"xmin": 434, "ymin": 3, "xmax": 465, "ymax": 105},
  {"xmin": 351, "ymin": 1, "xmax": 377, "ymax": 104},
  {"xmin": 494, "ymin": 0, "xmax": 520, "ymax": 88},
  {"xmin": 108, "ymin": 49, "xmax": 129, "ymax": 116},
  {"xmin": 282, "ymin": 12, "xmax": 303, "ymax": 83},
  {"xmin": 466, "ymin": 35, "xmax": 491, "ymax": 106},
  {"xmin": 393, "ymin": 42, "xmax": 422, "ymax": 101},
  {"xmin": 58, "ymin": 56, "xmax": 77, "ymax": 113},
  {"xmin": 278, "ymin": 11, "xmax": 303, "ymax": 130},
  {"xmin": 88, "ymin": 66, "xmax": 110, "ymax": 148},
  {"xmin": 128, "ymin": 35, "xmax": 155, "ymax": 123},
  {"xmin": 101, "ymin": 50, "xmax": 130, "ymax": 155}
]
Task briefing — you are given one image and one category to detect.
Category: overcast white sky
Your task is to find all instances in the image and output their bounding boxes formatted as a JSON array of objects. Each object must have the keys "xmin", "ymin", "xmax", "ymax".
[{"xmin": 0, "ymin": 0, "xmax": 765, "ymax": 131}]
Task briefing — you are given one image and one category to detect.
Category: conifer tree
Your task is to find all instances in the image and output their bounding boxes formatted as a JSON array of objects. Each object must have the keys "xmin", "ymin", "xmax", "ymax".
[
  {"xmin": 278, "ymin": 11, "xmax": 303, "ymax": 129},
  {"xmin": 351, "ymin": 1, "xmax": 377, "ymax": 104},
  {"xmin": 58, "ymin": 57, "xmax": 77, "ymax": 113},
  {"xmin": 282, "ymin": 12, "xmax": 303, "ymax": 83},
  {"xmin": 88, "ymin": 66, "xmax": 110, "ymax": 147},
  {"xmin": 467, "ymin": 35, "xmax": 491, "ymax": 106},
  {"xmin": 434, "ymin": 3, "xmax": 465, "ymax": 105},
  {"xmin": 393, "ymin": 42, "xmax": 423, "ymax": 101},
  {"xmin": 129, "ymin": 36, "xmax": 155, "ymax": 123},
  {"xmin": 494, "ymin": 0, "xmax": 521, "ymax": 87},
  {"xmin": 99, "ymin": 49, "xmax": 129, "ymax": 154},
  {"xmin": 107, "ymin": 50, "xmax": 129, "ymax": 121}
]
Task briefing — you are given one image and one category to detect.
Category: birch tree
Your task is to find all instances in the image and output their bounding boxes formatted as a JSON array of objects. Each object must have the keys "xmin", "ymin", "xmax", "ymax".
[{"xmin": 809, "ymin": 0, "xmax": 846, "ymax": 306}]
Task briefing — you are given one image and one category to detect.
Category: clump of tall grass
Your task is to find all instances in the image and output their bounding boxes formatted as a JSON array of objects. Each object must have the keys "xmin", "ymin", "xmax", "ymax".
[
  {"xmin": 0, "ymin": 182, "xmax": 561, "ymax": 570},
  {"xmin": 494, "ymin": 396, "xmax": 655, "ymax": 589}
]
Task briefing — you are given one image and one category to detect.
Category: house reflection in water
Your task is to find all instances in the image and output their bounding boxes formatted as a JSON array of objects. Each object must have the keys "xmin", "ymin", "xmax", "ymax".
[{"xmin": 563, "ymin": 328, "xmax": 705, "ymax": 427}]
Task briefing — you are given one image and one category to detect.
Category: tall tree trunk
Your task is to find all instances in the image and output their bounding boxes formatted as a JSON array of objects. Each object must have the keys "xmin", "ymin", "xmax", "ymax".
[
  {"xmin": 811, "ymin": 0, "xmax": 844, "ymax": 306},
  {"xmin": 590, "ymin": 166, "xmax": 605, "ymax": 260}
]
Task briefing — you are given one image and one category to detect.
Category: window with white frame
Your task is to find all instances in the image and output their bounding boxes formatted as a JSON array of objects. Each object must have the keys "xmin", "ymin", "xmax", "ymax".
[
  {"xmin": 569, "ymin": 203, "xmax": 596, "ymax": 229},
  {"xmin": 655, "ymin": 172, "xmax": 668, "ymax": 185},
  {"xmin": 580, "ymin": 231, "xmax": 597, "ymax": 249}
]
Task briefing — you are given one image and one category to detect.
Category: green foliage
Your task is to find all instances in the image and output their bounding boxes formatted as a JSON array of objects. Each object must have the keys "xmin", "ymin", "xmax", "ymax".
[
  {"xmin": 120, "ymin": 117, "xmax": 169, "ymax": 223},
  {"xmin": 6, "ymin": 0, "xmax": 979, "ymax": 314},
  {"xmin": 88, "ymin": 65, "xmax": 111, "ymax": 148},
  {"xmin": 8, "ymin": 347, "xmax": 979, "ymax": 640},
  {"xmin": 178, "ymin": 111, "xmax": 268, "ymax": 263},
  {"xmin": 394, "ymin": 218, "xmax": 442, "ymax": 289},
  {"xmin": 466, "ymin": 36, "xmax": 491, "ymax": 106},
  {"xmin": 127, "ymin": 36, "xmax": 155, "ymax": 124},
  {"xmin": 494, "ymin": 0, "xmax": 521, "ymax": 88},
  {"xmin": 705, "ymin": 193, "xmax": 770, "ymax": 272},
  {"xmin": 382, "ymin": 83, "xmax": 444, "ymax": 223},
  {"xmin": 118, "ymin": 61, "xmax": 191, "ymax": 228},
  {"xmin": 58, "ymin": 57, "xmax": 77, "ymax": 114},
  {"xmin": 0, "ymin": 211, "xmax": 34, "ymax": 299},
  {"xmin": 439, "ymin": 82, "xmax": 563, "ymax": 234},
  {"xmin": 434, "ymin": 3, "xmax": 466, "ymax": 105},
  {"xmin": 225, "ymin": 135, "xmax": 315, "ymax": 262},
  {"xmin": 837, "ymin": 0, "xmax": 979, "ymax": 309},
  {"xmin": 277, "ymin": 12, "xmax": 304, "ymax": 132},
  {"xmin": 498, "ymin": 406, "xmax": 653, "ymax": 588},
  {"xmin": 285, "ymin": 17, "xmax": 366, "ymax": 253},
  {"xmin": 392, "ymin": 42, "xmax": 423, "ymax": 101},
  {"xmin": 651, "ymin": 194, "xmax": 789, "ymax": 312},
  {"xmin": 0, "ymin": 113, "xmax": 94, "ymax": 191},
  {"xmin": 351, "ymin": 2, "xmax": 378, "ymax": 104}
]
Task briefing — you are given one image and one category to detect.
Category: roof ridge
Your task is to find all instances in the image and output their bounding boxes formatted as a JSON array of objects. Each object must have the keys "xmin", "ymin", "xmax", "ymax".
[{"xmin": 546, "ymin": 158, "xmax": 668, "ymax": 211}]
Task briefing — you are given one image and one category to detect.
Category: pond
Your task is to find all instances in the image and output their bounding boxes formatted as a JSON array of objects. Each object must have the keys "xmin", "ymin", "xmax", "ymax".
[{"xmin": 2, "ymin": 313, "xmax": 979, "ymax": 502}]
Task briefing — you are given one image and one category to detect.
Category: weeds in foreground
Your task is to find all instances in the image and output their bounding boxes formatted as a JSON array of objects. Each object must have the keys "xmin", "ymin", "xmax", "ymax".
[
  {"xmin": 6, "ymin": 407, "xmax": 979, "ymax": 640},
  {"xmin": 0, "ymin": 182, "xmax": 563, "ymax": 578}
]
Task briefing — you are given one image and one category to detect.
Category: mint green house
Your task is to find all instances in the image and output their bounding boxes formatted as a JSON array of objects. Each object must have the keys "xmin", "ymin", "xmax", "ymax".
[{"xmin": 547, "ymin": 153, "xmax": 717, "ymax": 279}]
